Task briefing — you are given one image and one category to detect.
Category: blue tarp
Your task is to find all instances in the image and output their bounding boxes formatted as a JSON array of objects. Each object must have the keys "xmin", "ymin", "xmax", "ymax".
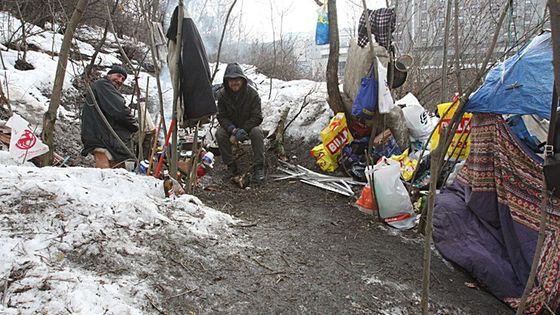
[{"xmin": 466, "ymin": 32, "xmax": 554, "ymax": 119}]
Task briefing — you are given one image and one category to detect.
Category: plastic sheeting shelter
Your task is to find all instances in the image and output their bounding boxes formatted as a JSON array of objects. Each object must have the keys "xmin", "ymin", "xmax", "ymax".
[{"xmin": 465, "ymin": 32, "xmax": 554, "ymax": 119}]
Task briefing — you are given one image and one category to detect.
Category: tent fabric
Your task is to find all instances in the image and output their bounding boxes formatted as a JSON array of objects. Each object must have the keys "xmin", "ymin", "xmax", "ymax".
[
  {"xmin": 465, "ymin": 32, "xmax": 554, "ymax": 119},
  {"xmin": 433, "ymin": 114, "xmax": 560, "ymax": 314}
]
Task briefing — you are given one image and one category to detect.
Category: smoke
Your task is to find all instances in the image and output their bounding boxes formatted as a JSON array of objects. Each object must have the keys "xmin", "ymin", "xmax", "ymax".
[{"xmin": 162, "ymin": 0, "xmax": 219, "ymax": 57}]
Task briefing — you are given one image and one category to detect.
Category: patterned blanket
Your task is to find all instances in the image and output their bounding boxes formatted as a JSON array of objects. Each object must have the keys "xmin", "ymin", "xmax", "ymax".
[{"xmin": 434, "ymin": 114, "xmax": 559, "ymax": 313}]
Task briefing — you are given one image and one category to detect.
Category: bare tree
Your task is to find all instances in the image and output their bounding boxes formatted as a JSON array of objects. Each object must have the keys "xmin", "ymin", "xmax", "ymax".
[
  {"xmin": 210, "ymin": 0, "xmax": 238, "ymax": 82},
  {"xmin": 325, "ymin": 0, "xmax": 345, "ymax": 114},
  {"xmin": 41, "ymin": 0, "xmax": 89, "ymax": 166}
]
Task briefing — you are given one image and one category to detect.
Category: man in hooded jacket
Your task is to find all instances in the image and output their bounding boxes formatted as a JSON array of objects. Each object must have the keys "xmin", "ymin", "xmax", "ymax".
[
  {"xmin": 216, "ymin": 63, "xmax": 265, "ymax": 183},
  {"xmin": 81, "ymin": 65, "xmax": 138, "ymax": 168}
]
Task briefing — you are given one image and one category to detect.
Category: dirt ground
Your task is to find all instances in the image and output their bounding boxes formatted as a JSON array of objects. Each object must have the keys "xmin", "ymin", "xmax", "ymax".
[
  {"xmin": 56, "ymin": 126, "xmax": 514, "ymax": 314},
  {"xmin": 172, "ymin": 140, "xmax": 514, "ymax": 314}
]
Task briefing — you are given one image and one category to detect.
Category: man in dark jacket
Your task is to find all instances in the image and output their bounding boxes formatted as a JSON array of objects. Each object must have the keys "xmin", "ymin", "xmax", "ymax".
[
  {"xmin": 81, "ymin": 65, "xmax": 138, "ymax": 168},
  {"xmin": 216, "ymin": 63, "xmax": 265, "ymax": 183}
]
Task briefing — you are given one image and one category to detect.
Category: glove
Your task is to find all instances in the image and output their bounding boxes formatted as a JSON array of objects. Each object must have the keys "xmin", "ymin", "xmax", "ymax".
[{"xmin": 234, "ymin": 128, "xmax": 249, "ymax": 142}]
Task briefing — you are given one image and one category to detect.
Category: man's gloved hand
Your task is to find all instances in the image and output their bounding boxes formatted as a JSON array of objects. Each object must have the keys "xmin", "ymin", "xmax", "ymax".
[{"xmin": 234, "ymin": 128, "xmax": 249, "ymax": 142}]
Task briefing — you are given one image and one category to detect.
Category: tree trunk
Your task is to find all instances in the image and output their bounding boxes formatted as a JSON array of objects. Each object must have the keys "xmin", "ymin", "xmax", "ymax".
[
  {"xmin": 40, "ymin": 0, "xmax": 89, "ymax": 166},
  {"xmin": 326, "ymin": 0, "xmax": 345, "ymax": 114},
  {"xmin": 453, "ymin": 0, "xmax": 463, "ymax": 95},
  {"xmin": 440, "ymin": 0, "xmax": 452, "ymax": 103}
]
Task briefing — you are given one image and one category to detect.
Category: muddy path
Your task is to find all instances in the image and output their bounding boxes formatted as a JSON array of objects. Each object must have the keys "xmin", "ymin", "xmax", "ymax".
[
  {"xmin": 179, "ymin": 142, "xmax": 514, "ymax": 315},
  {"xmin": 57, "ymin": 127, "xmax": 513, "ymax": 314}
]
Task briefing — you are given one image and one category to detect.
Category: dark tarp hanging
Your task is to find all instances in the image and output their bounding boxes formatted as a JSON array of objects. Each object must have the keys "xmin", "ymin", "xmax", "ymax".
[{"xmin": 167, "ymin": 6, "xmax": 216, "ymax": 127}]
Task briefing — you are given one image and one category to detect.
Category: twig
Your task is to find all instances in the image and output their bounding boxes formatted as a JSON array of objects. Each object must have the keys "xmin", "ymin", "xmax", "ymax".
[
  {"xmin": 2, "ymin": 272, "xmax": 8, "ymax": 307},
  {"xmin": 251, "ymin": 257, "xmax": 275, "ymax": 272},
  {"xmin": 147, "ymin": 295, "xmax": 168, "ymax": 315},
  {"xmin": 234, "ymin": 222, "xmax": 258, "ymax": 228},
  {"xmin": 169, "ymin": 256, "xmax": 189, "ymax": 271},
  {"xmin": 166, "ymin": 288, "xmax": 196, "ymax": 300},
  {"xmin": 283, "ymin": 85, "xmax": 316, "ymax": 134}
]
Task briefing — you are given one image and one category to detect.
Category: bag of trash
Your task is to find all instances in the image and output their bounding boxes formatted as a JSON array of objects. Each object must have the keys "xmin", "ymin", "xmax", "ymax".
[
  {"xmin": 373, "ymin": 158, "xmax": 415, "ymax": 229},
  {"xmin": 315, "ymin": 3, "xmax": 329, "ymax": 45},
  {"xmin": 430, "ymin": 101, "xmax": 472, "ymax": 159},
  {"xmin": 401, "ymin": 102, "xmax": 433, "ymax": 141},
  {"xmin": 376, "ymin": 58, "xmax": 395, "ymax": 114},
  {"xmin": 390, "ymin": 149, "xmax": 418, "ymax": 182},
  {"xmin": 352, "ymin": 65, "xmax": 377, "ymax": 119},
  {"xmin": 310, "ymin": 143, "xmax": 338, "ymax": 172},
  {"xmin": 320, "ymin": 112, "xmax": 353, "ymax": 162}
]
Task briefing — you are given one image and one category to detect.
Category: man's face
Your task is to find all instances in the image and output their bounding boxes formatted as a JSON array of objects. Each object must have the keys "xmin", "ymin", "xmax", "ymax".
[
  {"xmin": 107, "ymin": 73, "xmax": 126, "ymax": 89},
  {"xmin": 227, "ymin": 77, "xmax": 244, "ymax": 93}
]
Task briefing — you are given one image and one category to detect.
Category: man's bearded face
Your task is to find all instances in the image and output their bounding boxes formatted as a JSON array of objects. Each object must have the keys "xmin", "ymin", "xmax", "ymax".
[{"xmin": 227, "ymin": 77, "xmax": 244, "ymax": 93}]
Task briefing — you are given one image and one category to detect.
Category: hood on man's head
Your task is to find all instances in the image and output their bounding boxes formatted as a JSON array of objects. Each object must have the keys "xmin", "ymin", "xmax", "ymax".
[
  {"xmin": 223, "ymin": 63, "xmax": 248, "ymax": 83},
  {"xmin": 107, "ymin": 65, "xmax": 128, "ymax": 80}
]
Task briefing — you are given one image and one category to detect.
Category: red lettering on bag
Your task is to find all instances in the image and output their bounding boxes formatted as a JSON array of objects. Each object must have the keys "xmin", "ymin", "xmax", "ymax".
[{"xmin": 326, "ymin": 127, "xmax": 350, "ymax": 155}]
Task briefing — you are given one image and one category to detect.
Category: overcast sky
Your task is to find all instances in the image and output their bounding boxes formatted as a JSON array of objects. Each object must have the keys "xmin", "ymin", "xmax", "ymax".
[{"xmin": 238, "ymin": 0, "xmax": 386, "ymax": 41}]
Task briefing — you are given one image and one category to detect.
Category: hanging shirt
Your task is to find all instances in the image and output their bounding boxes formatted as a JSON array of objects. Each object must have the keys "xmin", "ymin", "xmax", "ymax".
[{"xmin": 357, "ymin": 8, "xmax": 396, "ymax": 50}]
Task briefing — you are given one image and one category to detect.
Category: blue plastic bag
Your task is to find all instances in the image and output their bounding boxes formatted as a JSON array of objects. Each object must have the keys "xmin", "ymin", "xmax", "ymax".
[
  {"xmin": 352, "ymin": 66, "xmax": 378, "ymax": 118},
  {"xmin": 315, "ymin": 4, "xmax": 329, "ymax": 45}
]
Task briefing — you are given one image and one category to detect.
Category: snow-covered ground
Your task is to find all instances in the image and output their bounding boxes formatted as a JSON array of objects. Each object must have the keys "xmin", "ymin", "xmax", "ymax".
[
  {"xmin": 0, "ymin": 151, "xmax": 244, "ymax": 314},
  {"xmin": 0, "ymin": 10, "xmax": 333, "ymax": 314}
]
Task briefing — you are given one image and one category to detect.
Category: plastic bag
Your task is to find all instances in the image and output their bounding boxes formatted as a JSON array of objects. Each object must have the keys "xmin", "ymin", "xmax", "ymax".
[
  {"xmin": 376, "ymin": 58, "xmax": 395, "ymax": 114},
  {"xmin": 401, "ymin": 102, "xmax": 433, "ymax": 141},
  {"xmin": 390, "ymin": 149, "xmax": 418, "ymax": 182},
  {"xmin": 320, "ymin": 112, "xmax": 353, "ymax": 161},
  {"xmin": 351, "ymin": 65, "xmax": 377, "ymax": 118},
  {"xmin": 430, "ymin": 102, "xmax": 472, "ymax": 159},
  {"xmin": 310, "ymin": 144, "xmax": 338, "ymax": 172},
  {"xmin": 373, "ymin": 158, "xmax": 415, "ymax": 229},
  {"xmin": 315, "ymin": 3, "xmax": 329, "ymax": 45}
]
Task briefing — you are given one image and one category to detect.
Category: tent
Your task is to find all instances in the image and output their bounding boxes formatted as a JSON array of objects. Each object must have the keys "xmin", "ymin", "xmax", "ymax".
[{"xmin": 433, "ymin": 31, "xmax": 559, "ymax": 314}]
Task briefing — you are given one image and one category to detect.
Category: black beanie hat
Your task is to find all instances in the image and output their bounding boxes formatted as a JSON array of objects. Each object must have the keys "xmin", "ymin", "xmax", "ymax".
[{"xmin": 107, "ymin": 65, "xmax": 127, "ymax": 79}]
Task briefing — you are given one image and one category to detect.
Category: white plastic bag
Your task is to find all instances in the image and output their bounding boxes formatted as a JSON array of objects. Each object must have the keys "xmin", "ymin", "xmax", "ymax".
[
  {"xmin": 376, "ymin": 58, "xmax": 395, "ymax": 114},
  {"xmin": 6, "ymin": 114, "xmax": 49, "ymax": 162},
  {"xmin": 373, "ymin": 158, "xmax": 415, "ymax": 229},
  {"xmin": 401, "ymin": 102, "xmax": 433, "ymax": 141}
]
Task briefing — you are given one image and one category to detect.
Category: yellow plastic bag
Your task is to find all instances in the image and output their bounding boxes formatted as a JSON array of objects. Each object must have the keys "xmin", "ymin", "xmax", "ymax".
[
  {"xmin": 430, "ymin": 102, "xmax": 472, "ymax": 159},
  {"xmin": 310, "ymin": 144, "xmax": 338, "ymax": 172},
  {"xmin": 320, "ymin": 112, "xmax": 354, "ymax": 161},
  {"xmin": 390, "ymin": 149, "xmax": 418, "ymax": 181}
]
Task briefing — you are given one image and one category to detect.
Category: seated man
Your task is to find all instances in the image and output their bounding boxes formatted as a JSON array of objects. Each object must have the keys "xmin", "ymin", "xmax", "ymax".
[
  {"xmin": 216, "ymin": 63, "xmax": 265, "ymax": 183},
  {"xmin": 81, "ymin": 65, "xmax": 138, "ymax": 168}
]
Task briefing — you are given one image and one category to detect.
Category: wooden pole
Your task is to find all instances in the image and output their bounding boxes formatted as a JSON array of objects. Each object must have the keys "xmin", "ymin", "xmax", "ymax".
[
  {"xmin": 440, "ymin": 0, "xmax": 452, "ymax": 103},
  {"xmin": 140, "ymin": 0, "xmax": 167, "ymax": 137},
  {"xmin": 170, "ymin": 0, "xmax": 184, "ymax": 179}
]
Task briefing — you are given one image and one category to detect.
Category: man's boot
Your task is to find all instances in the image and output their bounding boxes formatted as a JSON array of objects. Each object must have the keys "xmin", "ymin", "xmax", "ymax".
[
  {"xmin": 253, "ymin": 164, "xmax": 265, "ymax": 183},
  {"xmin": 223, "ymin": 162, "xmax": 239, "ymax": 181}
]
